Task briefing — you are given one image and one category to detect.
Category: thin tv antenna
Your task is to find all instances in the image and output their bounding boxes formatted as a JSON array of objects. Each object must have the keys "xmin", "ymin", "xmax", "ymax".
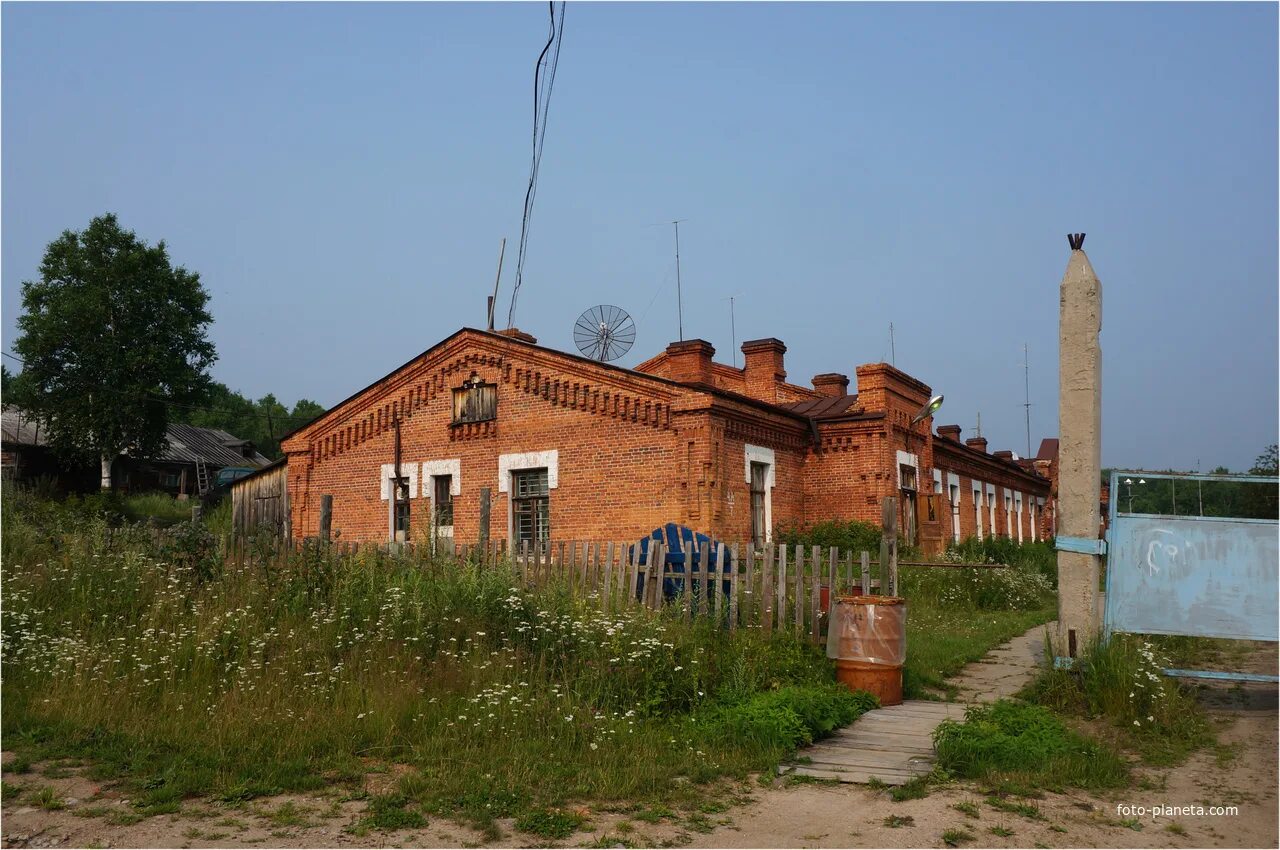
[
  {"xmin": 724, "ymin": 294, "xmax": 741, "ymax": 367},
  {"xmin": 488, "ymin": 237, "xmax": 506, "ymax": 331},
  {"xmin": 1023, "ymin": 343, "xmax": 1032, "ymax": 458},
  {"xmin": 889, "ymin": 322, "xmax": 896, "ymax": 366},
  {"xmin": 672, "ymin": 220, "xmax": 687, "ymax": 341}
]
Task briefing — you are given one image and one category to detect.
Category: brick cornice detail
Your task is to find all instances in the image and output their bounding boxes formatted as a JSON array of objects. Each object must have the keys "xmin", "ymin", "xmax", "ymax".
[{"xmin": 291, "ymin": 333, "xmax": 686, "ymax": 467}]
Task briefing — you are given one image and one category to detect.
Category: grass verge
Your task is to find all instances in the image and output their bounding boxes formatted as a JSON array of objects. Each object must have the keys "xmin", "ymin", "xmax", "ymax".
[
  {"xmin": 2, "ymin": 487, "xmax": 874, "ymax": 825},
  {"xmin": 1020, "ymin": 635, "xmax": 1212, "ymax": 765},
  {"xmin": 933, "ymin": 700, "xmax": 1129, "ymax": 792}
]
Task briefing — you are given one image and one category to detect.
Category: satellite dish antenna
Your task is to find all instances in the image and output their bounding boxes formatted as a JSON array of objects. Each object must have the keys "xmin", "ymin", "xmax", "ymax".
[{"xmin": 574, "ymin": 305, "xmax": 635, "ymax": 362}]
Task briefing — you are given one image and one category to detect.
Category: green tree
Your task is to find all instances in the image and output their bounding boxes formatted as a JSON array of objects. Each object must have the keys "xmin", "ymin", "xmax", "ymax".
[
  {"xmin": 1250, "ymin": 445, "xmax": 1278, "ymax": 476},
  {"xmin": 12, "ymin": 214, "xmax": 215, "ymax": 488}
]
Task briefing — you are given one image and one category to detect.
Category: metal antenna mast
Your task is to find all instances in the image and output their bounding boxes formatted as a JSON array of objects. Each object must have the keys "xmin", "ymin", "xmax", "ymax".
[
  {"xmin": 889, "ymin": 322, "xmax": 896, "ymax": 366},
  {"xmin": 1023, "ymin": 343, "xmax": 1032, "ymax": 458},
  {"xmin": 672, "ymin": 220, "xmax": 687, "ymax": 341},
  {"xmin": 729, "ymin": 296, "xmax": 737, "ymax": 367}
]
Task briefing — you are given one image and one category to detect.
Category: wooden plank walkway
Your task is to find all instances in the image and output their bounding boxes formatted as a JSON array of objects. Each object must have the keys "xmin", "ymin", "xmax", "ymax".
[
  {"xmin": 782, "ymin": 623, "xmax": 1058, "ymax": 785},
  {"xmin": 782, "ymin": 700, "xmax": 967, "ymax": 785}
]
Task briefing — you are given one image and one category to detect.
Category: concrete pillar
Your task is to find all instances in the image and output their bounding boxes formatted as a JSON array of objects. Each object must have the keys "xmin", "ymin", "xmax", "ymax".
[{"xmin": 1056, "ymin": 233, "xmax": 1102, "ymax": 656}]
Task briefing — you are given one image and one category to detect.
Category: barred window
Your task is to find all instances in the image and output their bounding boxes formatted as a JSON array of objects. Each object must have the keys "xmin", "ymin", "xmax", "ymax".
[
  {"xmin": 393, "ymin": 477, "xmax": 411, "ymax": 538},
  {"xmin": 452, "ymin": 372, "xmax": 497, "ymax": 424},
  {"xmin": 512, "ymin": 468, "xmax": 550, "ymax": 543},
  {"xmin": 750, "ymin": 461, "xmax": 768, "ymax": 548},
  {"xmin": 433, "ymin": 475, "xmax": 454, "ymax": 527}
]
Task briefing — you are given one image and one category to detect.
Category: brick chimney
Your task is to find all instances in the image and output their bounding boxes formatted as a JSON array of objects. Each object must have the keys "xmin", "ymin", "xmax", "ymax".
[
  {"xmin": 993, "ymin": 450, "xmax": 1014, "ymax": 461},
  {"xmin": 966, "ymin": 436, "xmax": 989, "ymax": 453},
  {"xmin": 812, "ymin": 373, "xmax": 850, "ymax": 398},
  {"xmin": 496, "ymin": 327, "xmax": 538, "ymax": 344},
  {"xmin": 937, "ymin": 424, "xmax": 962, "ymax": 442},
  {"xmin": 741, "ymin": 338, "xmax": 787, "ymax": 404},
  {"xmin": 854, "ymin": 362, "xmax": 931, "ymax": 416},
  {"xmin": 664, "ymin": 339, "xmax": 715, "ymax": 385}
]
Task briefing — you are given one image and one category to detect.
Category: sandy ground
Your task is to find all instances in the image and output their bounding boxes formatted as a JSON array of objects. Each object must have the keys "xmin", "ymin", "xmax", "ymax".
[{"xmin": 3, "ymin": 635, "xmax": 1276, "ymax": 850}]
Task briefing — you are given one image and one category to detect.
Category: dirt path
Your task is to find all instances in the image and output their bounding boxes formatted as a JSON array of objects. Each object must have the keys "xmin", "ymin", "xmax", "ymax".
[{"xmin": 3, "ymin": 628, "xmax": 1276, "ymax": 849}]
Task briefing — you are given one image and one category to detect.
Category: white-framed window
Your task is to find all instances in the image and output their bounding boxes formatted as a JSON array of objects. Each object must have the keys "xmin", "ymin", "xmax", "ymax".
[
  {"xmin": 744, "ymin": 445, "xmax": 775, "ymax": 546},
  {"xmin": 972, "ymin": 481, "xmax": 984, "ymax": 541},
  {"xmin": 422, "ymin": 459, "xmax": 461, "ymax": 536},
  {"xmin": 380, "ymin": 463, "xmax": 418, "ymax": 542},
  {"xmin": 986, "ymin": 484, "xmax": 998, "ymax": 538},
  {"xmin": 1004, "ymin": 491, "xmax": 1014, "ymax": 539},
  {"xmin": 499, "ymin": 450, "xmax": 558, "ymax": 545},
  {"xmin": 947, "ymin": 473, "xmax": 961, "ymax": 543},
  {"xmin": 1015, "ymin": 492, "xmax": 1024, "ymax": 543}
]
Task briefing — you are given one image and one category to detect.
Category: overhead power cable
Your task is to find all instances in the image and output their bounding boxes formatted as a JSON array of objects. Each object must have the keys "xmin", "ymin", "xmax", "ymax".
[{"xmin": 507, "ymin": 1, "xmax": 566, "ymax": 328}]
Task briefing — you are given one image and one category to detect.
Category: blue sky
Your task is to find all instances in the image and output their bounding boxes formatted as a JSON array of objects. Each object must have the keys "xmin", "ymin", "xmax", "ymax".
[{"xmin": 3, "ymin": 2, "xmax": 1276, "ymax": 471}]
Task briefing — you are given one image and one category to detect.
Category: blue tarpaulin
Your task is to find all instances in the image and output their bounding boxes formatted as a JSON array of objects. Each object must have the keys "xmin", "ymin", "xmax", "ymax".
[{"xmin": 632, "ymin": 523, "xmax": 733, "ymax": 602}]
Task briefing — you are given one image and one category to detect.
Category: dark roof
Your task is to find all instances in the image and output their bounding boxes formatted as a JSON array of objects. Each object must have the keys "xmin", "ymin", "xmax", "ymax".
[
  {"xmin": 1, "ymin": 407, "xmax": 269, "ymax": 467},
  {"xmin": 229, "ymin": 455, "xmax": 287, "ymax": 488},
  {"xmin": 159, "ymin": 423, "xmax": 271, "ymax": 468},
  {"xmin": 1036, "ymin": 438, "xmax": 1060, "ymax": 461},
  {"xmin": 781, "ymin": 394, "xmax": 861, "ymax": 420},
  {"xmin": 1, "ymin": 406, "xmax": 48, "ymax": 447}
]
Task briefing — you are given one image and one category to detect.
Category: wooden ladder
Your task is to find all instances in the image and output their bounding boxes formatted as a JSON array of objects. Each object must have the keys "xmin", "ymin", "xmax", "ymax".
[{"xmin": 195, "ymin": 459, "xmax": 210, "ymax": 496}]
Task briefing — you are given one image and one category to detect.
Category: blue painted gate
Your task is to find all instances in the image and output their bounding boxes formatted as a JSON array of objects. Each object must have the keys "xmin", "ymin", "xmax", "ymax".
[{"xmin": 1103, "ymin": 470, "xmax": 1279, "ymax": 682}]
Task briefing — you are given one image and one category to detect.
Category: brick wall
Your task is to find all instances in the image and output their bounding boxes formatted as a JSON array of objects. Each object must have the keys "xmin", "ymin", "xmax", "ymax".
[{"xmin": 281, "ymin": 328, "xmax": 1051, "ymax": 552}]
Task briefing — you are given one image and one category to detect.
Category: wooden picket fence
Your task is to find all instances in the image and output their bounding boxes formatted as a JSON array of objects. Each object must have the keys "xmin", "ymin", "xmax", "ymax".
[
  {"xmin": 211, "ymin": 528, "xmax": 1006, "ymax": 645},
  {"xmin": 443, "ymin": 538, "xmax": 900, "ymax": 644}
]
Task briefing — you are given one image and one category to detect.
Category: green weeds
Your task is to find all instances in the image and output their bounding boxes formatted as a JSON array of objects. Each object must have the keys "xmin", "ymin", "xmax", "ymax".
[
  {"xmin": 941, "ymin": 827, "xmax": 976, "ymax": 846},
  {"xmin": 362, "ymin": 794, "xmax": 426, "ymax": 831},
  {"xmin": 3, "ymin": 486, "xmax": 868, "ymax": 822},
  {"xmin": 515, "ymin": 807, "xmax": 585, "ymax": 839},
  {"xmin": 934, "ymin": 701, "xmax": 1128, "ymax": 791},
  {"xmin": 1022, "ymin": 635, "xmax": 1211, "ymax": 764},
  {"xmin": 30, "ymin": 785, "xmax": 65, "ymax": 810}
]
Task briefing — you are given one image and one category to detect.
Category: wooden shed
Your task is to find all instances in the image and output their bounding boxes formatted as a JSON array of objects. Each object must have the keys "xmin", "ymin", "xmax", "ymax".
[{"xmin": 230, "ymin": 457, "xmax": 289, "ymax": 539}]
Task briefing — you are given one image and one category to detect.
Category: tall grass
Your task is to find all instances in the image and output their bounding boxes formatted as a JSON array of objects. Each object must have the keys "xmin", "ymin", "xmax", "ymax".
[
  {"xmin": 898, "ymin": 545, "xmax": 1058, "ymax": 698},
  {"xmin": 2, "ymin": 489, "xmax": 870, "ymax": 823},
  {"xmin": 1020, "ymin": 635, "xmax": 1211, "ymax": 765},
  {"xmin": 934, "ymin": 700, "xmax": 1129, "ymax": 792}
]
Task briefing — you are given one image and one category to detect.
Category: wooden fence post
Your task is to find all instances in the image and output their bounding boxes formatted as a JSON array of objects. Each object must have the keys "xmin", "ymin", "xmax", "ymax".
[
  {"xmin": 762, "ymin": 543, "xmax": 775, "ymax": 635},
  {"xmin": 714, "ymin": 543, "xmax": 726, "ymax": 625},
  {"xmin": 861, "ymin": 551, "xmax": 871, "ymax": 596},
  {"xmin": 729, "ymin": 543, "xmax": 740, "ymax": 631},
  {"xmin": 319, "ymin": 495, "xmax": 333, "ymax": 542},
  {"xmin": 775, "ymin": 544, "xmax": 788, "ymax": 632},
  {"xmin": 881, "ymin": 497, "xmax": 899, "ymax": 596},
  {"xmin": 814, "ymin": 547, "xmax": 824, "ymax": 640},
  {"xmin": 479, "ymin": 488, "xmax": 491, "ymax": 548}
]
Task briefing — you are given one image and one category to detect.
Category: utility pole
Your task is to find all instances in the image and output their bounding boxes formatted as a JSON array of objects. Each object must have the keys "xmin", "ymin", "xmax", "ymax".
[
  {"xmin": 1055, "ymin": 232, "xmax": 1103, "ymax": 659},
  {"xmin": 672, "ymin": 220, "xmax": 687, "ymax": 341}
]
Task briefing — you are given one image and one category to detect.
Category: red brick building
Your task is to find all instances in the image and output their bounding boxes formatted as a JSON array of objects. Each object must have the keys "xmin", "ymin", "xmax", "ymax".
[{"xmin": 279, "ymin": 328, "xmax": 1051, "ymax": 553}]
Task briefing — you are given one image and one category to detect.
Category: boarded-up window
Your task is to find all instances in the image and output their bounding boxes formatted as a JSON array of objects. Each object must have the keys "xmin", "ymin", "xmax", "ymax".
[{"xmin": 452, "ymin": 372, "xmax": 497, "ymax": 424}]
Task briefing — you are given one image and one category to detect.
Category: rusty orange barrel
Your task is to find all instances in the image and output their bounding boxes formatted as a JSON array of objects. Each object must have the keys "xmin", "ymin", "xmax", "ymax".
[{"xmin": 826, "ymin": 595, "xmax": 906, "ymax": 707}]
